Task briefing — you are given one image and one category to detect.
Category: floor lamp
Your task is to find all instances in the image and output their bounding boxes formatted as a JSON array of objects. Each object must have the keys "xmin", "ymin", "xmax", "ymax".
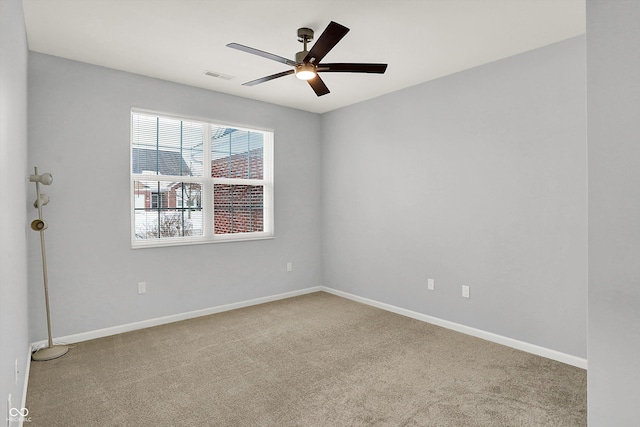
[{"xmin": 30, "ymin": 166, "xmax": 69, "ymax": 361}]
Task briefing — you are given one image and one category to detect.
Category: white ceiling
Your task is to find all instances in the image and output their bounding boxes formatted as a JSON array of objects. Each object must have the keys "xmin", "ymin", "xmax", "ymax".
[{"xmin": 22, "ymin": 0, "xmax": 585, "ymax": 114}]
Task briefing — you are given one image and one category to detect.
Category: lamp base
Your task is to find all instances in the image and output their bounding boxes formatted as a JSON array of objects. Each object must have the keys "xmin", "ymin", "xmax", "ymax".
[{"xmin": 32, "ymin": 345, "xmax": 69, "ymax": 361}]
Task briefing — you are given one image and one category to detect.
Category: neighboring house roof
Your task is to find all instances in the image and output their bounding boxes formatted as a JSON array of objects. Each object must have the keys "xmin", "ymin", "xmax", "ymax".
[{"xmin": 132, "ymin": 148, "xmax": 192, "ymax": 176}]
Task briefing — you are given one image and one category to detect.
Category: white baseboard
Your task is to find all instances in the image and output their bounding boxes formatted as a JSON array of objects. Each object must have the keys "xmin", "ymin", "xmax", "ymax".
[
  {"xmin": 320, "ymin": 286, "xmax": 587, "ymax": 369},
  {"xmin": 30, "ymin": 284, "xmax": 586, "ymax": 370},
  {"xmin": 30, "ymin": 286, "xmax": 322, "ymax": 349}
]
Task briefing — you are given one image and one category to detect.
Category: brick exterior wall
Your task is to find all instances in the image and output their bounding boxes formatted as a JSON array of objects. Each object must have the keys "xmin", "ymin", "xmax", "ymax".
[
  {"xmin": 214, "ymin": 184, "xmax": 264, "ymax": 234},
  {"xmin": 211, "ymin": 148, "xmax": 263, "ymax": 179},
  {"xmin": 212, "ymin": 148, "xmax": 264, "ymax": 234}
]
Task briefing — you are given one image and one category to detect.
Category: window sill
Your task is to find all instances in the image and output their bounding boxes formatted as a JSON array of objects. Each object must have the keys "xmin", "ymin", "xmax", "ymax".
[{"xmin": 131, "ymin": 233, "xmax": 274, "ymax": 249}]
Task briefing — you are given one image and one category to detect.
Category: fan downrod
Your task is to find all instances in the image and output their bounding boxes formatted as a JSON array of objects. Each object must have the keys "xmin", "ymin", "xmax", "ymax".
[{"xmin": 296, "ymin": 28, "xmax": 314, "ymax": 64}]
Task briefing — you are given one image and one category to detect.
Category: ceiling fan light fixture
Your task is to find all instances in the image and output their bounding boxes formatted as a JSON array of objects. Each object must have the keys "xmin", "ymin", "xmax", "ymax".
[
  {"xmin": 227, "ymin": 21, "xmax": 387, "ymax": 96},
  {"xmin": 295, "ymin": 63, "xmax": 316, "ymax": 80}
]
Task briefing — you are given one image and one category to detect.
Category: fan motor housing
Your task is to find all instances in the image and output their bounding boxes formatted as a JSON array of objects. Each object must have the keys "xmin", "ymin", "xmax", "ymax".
[{"xmin": 295, "ymin": 50, "xmax": 310, "ymax": 64}]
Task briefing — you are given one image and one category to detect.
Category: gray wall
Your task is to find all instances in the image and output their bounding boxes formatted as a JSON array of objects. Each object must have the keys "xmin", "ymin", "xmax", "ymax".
[
  {"xmin": 27, "ymin": 53, "xmax": 323, "ymax": 340},
  {"xmin": 19, "ymin": 3, "xmax": 640, "ymax": 422},
  {"xmin": 322, "ymin": 36, "xmax": 587, "ymax": 358},
  {"xmin": 0, "ymin": 0, "xmax": 30, "ymax": 420},
  {"xmin": 587, "ymin": 0, "xmax": 640, "ymax": 424}
]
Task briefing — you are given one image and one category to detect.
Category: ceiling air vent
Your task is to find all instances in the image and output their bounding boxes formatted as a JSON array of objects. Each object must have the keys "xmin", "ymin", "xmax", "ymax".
[{"xmin": 204, "ymin": 70, "xmax": 235, "ymax": 80}]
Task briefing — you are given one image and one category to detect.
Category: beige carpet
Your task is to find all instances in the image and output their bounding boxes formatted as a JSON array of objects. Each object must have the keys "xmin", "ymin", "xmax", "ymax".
[{"xmin": 26, "ymin": 292, "xmax": 586, "ymax": 426}]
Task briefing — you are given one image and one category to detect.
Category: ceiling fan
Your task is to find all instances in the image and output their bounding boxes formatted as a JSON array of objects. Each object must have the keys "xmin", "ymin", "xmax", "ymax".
[{"xmin": 227, "ymin": 21, "xmax": 388, "ymax": 97}]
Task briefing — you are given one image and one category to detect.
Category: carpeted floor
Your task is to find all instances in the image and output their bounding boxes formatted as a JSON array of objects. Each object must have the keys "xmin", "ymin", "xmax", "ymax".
[{"xmin": 26, "ymin": 292, "xmax": 586, "ymax": 426}]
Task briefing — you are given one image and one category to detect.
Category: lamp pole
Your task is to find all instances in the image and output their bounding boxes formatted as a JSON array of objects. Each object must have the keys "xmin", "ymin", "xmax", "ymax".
[{"xmin": 30, "ymin": 166, "xmax": 69, "ymax": 361}]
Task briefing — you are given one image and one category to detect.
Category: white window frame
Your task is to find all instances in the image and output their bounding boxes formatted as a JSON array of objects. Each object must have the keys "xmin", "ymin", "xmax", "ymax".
[{"xmin": 130, "ymin": 109, "xmax": 274, "ymax": 248}]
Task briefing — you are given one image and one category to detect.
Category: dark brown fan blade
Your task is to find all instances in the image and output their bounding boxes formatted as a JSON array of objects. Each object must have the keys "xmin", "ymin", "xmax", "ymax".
[
  {"xmin": 307, "ymin": 75, "xmax": 330, "ymax": 97},
  {"xmin": 318, "ymin": 63, "xmax": 388, "ymax": 74},
  {"xmin": 303, "ymin": 21, "xmax": 349, "ymax": 64},
  {"xmin": 227, "ymin": 43, "xmax": 296, "ymax": 67},
  {"xmin": 243, "ymin": 70, "xmax": 295, "ymax": 86}
]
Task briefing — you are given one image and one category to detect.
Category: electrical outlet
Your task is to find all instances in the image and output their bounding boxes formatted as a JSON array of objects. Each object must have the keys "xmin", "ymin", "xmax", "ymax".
[
  {"xmin": 427, "ymin": 278, "xmax": 435, "ymax": 291},
  {"xmin": 462, "ymin": 285, "xmax": 470, "ymax": 298},
  {"xmin": 137, "ymin": 282, "xmax": 146, "ymax": 294},
  {"xmin": 286, "ymin": 262, "xmax": 293, "ymax": 272}
]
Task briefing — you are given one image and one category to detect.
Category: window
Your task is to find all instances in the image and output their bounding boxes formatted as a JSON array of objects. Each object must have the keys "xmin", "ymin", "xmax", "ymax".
[{"xmin": 131, "ymin": 111, "xmax": 273, "ymax": 248}]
